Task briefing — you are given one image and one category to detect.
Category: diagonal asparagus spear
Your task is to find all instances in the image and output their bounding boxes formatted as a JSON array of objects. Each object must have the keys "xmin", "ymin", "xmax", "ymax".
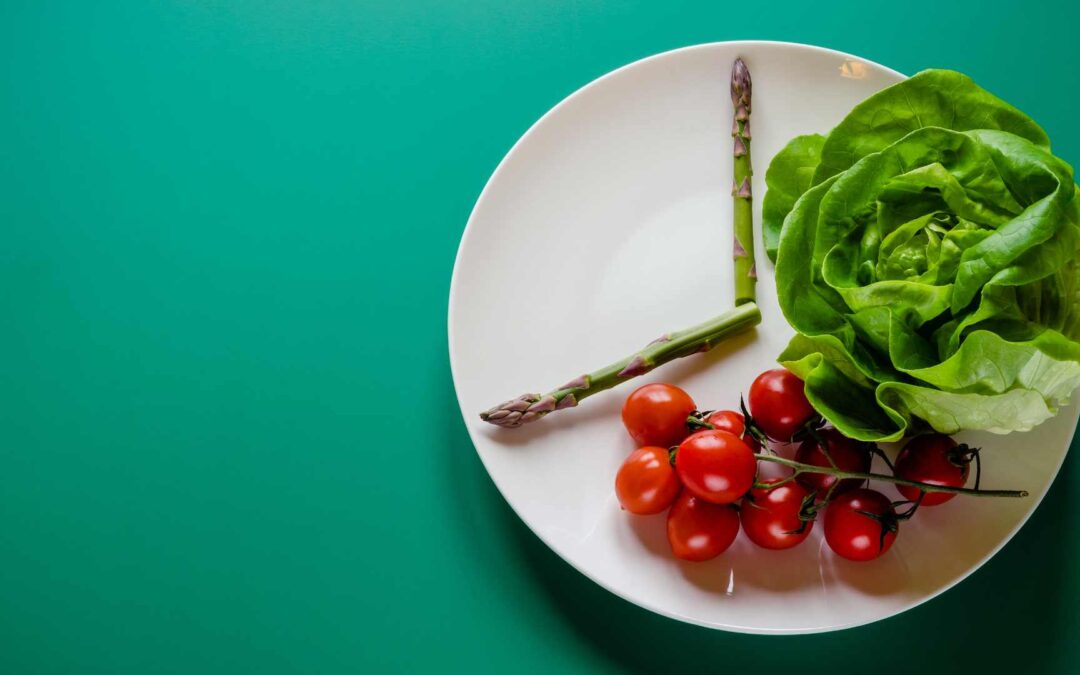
[
  {"xmin": 481, "ymin": 58, "xmax": 760, "ymax": 428},
  {"xmin": 731, "ymin": 57, "xmax": 756, "ymax": 305},
  {"xmin": 480, "ymin": 302, "xmax": 761, "ymax": 427}
]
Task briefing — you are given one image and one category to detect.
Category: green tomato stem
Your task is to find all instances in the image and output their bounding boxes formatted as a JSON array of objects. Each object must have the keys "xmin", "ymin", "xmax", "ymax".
[{"xmin": 754, "ymin": 454, "xmax": 1027, "ymax": 498}]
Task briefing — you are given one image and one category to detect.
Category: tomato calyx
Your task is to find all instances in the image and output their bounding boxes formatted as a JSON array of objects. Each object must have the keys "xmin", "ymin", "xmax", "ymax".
[
  {"xmin": 853, "ymin": 507, "xmax": 901, "ymax": 553},
  {"xmin": 787, "ymin": 419, "xmax": 824, "ymax": 444},
  {"xmin": 802, "ymin": 425, "xmax": 837, "ymax": 467},
  {"xmin": 793, "ymin": 483, "xmax": 839, "ymax": 523},
  {"xmin": 947, "ymin": 443, "xmax": 979, "ymax": 467},
  {"xmin": 783, "ymin": 490, "xmax": 822, "ymax": 535},
  {"xmin": 774, "ymin": 406, "xmax": 832, "ymax": 446},
  {"xmin": 948, "ymin": 443, "xmax": 983, "ymax": 489},
  {"xmin": 735, "ymin": 398, "xmax": 774, "ymax": 449},
  {"xmin": 748, "ymin": 477, "xmax": 822, "ymax": 534},
  {"xmin": 891, "ymin": 493, "xmax": 925, "ymax": 521},
  {"xmin": 686, "ymin": 405, "xmax": 768, "ymax": 451},
  {"xmin": 685, "ymin": 411, "xmax": 714, "ymax": 432},
  {"xmin": 868, "ymin": 444, "xmax": 895, "ymax": 472},
  {"xmin": 803, "ymin": 425, "xmax": 879, "ymax": 471}
]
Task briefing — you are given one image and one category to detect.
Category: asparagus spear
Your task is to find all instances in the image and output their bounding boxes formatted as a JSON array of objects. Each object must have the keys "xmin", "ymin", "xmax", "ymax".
[
  {"xmin": 731, "ymin": 57, "xmax": 756, "ymax": 305},
  {"xmin": 480, "ymin": 59, "xmax": 761, "ymax": 428},
  {"xmin": 480, "ymin": 302, "xmax": 760, "ymax": 427}
]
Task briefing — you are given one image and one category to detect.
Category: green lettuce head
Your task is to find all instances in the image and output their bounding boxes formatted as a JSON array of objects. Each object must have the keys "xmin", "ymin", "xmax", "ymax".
[{"xmin": 763, "ymin": 70, "xmax": 1080, "ymax": 441}]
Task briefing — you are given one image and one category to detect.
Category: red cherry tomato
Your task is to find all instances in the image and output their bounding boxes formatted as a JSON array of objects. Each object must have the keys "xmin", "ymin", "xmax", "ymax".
[
  {"xmin": 740, "ymin": 479, "xmax": 814, "ymax": 550},
  {"xmin": 615, "ymin": 446, "xmax": 681, "ymax": 515},
  {"xmin": 747, "ymin": 369, "xmax": 816, "ymax": 441},
  {"xmin": 666, "ymin": 491, "xmax": 740, "ymax": 561},
  {"xmin": 794, "ymin": 429, "xmax": 872, "ymax": 495},
  {"xmin": 622, "ymin": 383, "xmax": 696, "ymax": 448},
  {"xmin": 824, "ymin": 489, "xmax": 898, "ymax": 562},
  {"xmin": 894, "ymin": 435, "xmax": 971, "ymax": 506},
  {"xmin": 705, "ymin": 410, "xmax": 761, "ymax": 452},
  {"xmin": 675, "ymin": 430, "xmax": 756, "ymax": 504}
]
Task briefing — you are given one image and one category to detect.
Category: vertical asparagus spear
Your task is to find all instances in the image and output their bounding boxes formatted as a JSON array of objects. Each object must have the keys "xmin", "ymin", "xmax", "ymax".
[{"xmin": 731, "ymin": 58, "xmax": 756, "ymax": 305}]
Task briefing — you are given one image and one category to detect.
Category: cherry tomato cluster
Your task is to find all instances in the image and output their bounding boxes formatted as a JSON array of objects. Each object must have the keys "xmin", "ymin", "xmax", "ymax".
[{"xmin": 616, "ymin": 370, "xmax": 977, "ymax": 563}]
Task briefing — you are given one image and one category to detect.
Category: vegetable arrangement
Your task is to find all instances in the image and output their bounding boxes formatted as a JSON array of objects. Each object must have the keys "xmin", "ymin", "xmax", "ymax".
[
  {"xmin": 482, "ymin": 64, "xmax": 1080, "ymax": 442},
  {"xmin": 477, "ymin": 57, "xmax": 1079, "ymax": 566},
  {"xmin": 765, "ymin": 70, "xmax": 1080, "ymax": 441},
  {"xmin": 616, "ymin": 379, "xmax": 1026, "ymax": 562}
]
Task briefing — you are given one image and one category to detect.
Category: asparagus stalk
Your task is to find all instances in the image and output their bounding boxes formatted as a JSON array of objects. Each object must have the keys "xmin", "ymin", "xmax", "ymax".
[
  {"xmin": 731, "ymin": 58, "xmax": 756, "ymax": 306},
  {"xmin": 480, "ymin": 302, "xmax": 761, "ymax": 428}
]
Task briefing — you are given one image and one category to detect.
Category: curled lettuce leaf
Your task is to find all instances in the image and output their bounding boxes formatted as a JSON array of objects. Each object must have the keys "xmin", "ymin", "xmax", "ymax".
[
  {"xmin": 813, "ymin": 70, "xmax": 1050, "ymax": 184},
  {"xmin": 766, "ymin": 70, "xmax": 1080, "ymax": 440},
  {"xmin": 762, "ymin": 69, "xmax": 1051, "ymax": 264},
  {"xmin": 763, "ymin": 134, "xmax": 825, "ymax": 263}
]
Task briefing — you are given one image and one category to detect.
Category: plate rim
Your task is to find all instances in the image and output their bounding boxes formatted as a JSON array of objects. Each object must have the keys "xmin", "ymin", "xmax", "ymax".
[{"xmin": 446, "ymin": 39, "xmax": 1074, "ymax": 634}]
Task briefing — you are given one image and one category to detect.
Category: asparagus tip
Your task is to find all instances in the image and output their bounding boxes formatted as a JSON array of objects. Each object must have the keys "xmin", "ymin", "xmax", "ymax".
[
  {"xmin": 480, "ymin": 393, "xmax": 541, "ymax": 428},
  {"xmin": 731, "ymin": 58, "xmax": 752, "ymax": 110}
]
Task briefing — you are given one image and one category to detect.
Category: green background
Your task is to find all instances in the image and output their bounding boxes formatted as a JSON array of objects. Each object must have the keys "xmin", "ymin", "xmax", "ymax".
[{"xmin": 2, "ymin": 1, "xmax": 1077, "ymax": 672}]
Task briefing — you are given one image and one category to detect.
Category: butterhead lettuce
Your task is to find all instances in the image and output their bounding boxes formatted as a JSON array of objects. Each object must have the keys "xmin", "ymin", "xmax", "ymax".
[{"xmin": 763, "ymin": 70, "xmax": 1080, "ymax": 441}]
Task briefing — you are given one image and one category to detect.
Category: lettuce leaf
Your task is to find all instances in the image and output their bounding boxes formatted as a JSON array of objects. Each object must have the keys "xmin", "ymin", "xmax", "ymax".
[
  {"xmin": 813, "ymin": 69, "xmax": 1051, "ymax": 184},
  {"xmin": 762, "ymin": 134, "xmax": 825, "ymax": 263},
  {"xmin": 766, "ymin": 69, "xmax": 1080, "ymax": 440},
  {"xmin": 763, "ymin": 70, "xmax": 1053, "ymax": 243}
]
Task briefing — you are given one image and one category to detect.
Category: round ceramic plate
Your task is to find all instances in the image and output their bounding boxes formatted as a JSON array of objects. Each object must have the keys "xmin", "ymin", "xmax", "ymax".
[{"xmin": 448, "ymin": 41, "xmax": 1077, "ymax": 634}]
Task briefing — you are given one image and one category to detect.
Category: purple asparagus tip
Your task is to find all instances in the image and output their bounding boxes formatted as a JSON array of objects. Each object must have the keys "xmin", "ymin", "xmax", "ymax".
[
  {"xmin": 527, "ymin": 395, "xmax": 557, "ymax": 414},
  {"xmin": 480, "ymin": 393, "xmax": 540, "ymax": 427},
  {"xmin": 479, "ymin": 393, "xmax": 570, "ymax": 427},
  {"xmin": 731, "ymin": 58, "xmax": 752, "ymax": 112}
]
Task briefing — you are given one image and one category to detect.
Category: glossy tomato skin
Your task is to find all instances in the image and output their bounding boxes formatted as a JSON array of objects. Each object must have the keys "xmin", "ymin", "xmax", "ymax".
[
  {"xmin": 622, "ymin": 384, "xmax": 696, "ymax": 448},
  {"xmin": 615, "ymin": 446, "xmax": 681, "ymax": 515},
  {"xmin": 705, "ymin": 410, "xmax": 761, "ymax": 452},
  {"xmin": 747, "ymin": 369, "xmax": 816, "ymax": 441},
  {"xmin": 794, "ymin": 429, "xmax": 871, "ymax": 495},
  {"xmin": 824, "ymin": 489, "xmax": 897, "ymax": 562},
  {"xmin": 740, "ymin": 479, "xmax": 813, "ymax": 550},
  {"xmin": 666, "ymin": 491, "xmax": 740, "ymax": 561},
  {"xmin": 894, "ymin": 435, "xmax": 969, "ymax": 506},
  {"xmin": 675, "ymin": 430, "xmax": 756, "ymax": 504}
]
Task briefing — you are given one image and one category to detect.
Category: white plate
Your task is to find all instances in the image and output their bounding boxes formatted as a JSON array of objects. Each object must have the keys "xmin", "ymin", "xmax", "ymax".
[{"xmin": 447, "ymin": 41, "xmax": 1077, "ymax": 634}]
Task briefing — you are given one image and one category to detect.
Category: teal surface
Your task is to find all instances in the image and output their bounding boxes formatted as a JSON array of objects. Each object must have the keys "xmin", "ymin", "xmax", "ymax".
[{"xmin": 1, "ymin": 2, "xmax": 1077, "ymax": 673}]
